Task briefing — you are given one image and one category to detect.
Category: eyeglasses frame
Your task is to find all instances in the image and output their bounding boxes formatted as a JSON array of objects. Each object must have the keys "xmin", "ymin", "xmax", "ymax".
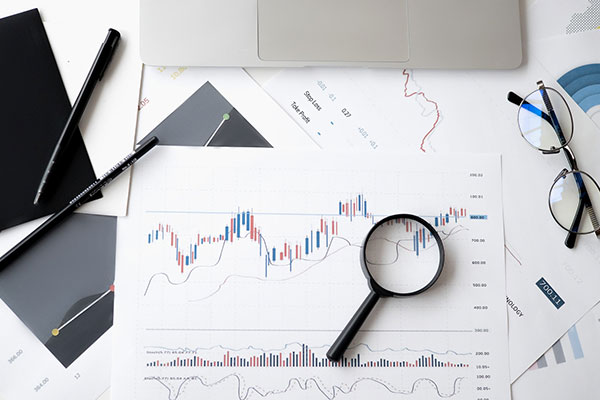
[{"xmin": 507, "ymin": 80, "xmax": 600, "ymax": 248}]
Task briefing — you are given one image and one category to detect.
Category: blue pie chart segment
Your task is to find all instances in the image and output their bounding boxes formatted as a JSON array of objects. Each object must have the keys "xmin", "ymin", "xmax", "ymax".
[{"xmin": 558, "ymin": 64, "xmax": 600, "ymax": 126}]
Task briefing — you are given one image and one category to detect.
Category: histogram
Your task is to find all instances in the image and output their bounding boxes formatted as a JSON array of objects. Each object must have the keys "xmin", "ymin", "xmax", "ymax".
[{"xmin": 146, "ymin": 344, "xmax": 469, "ymax": 369}]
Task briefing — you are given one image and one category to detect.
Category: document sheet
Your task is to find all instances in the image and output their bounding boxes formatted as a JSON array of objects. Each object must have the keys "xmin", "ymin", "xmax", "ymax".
[
  {"xmin": 112, "ymin": 149, "xmax": 510, "ymax": 400},
  {"xmin": 0, "ymin": 64, "xmax": 314, "ymax": 400},
  {"xmin": 264, "ymin": 58, "xmax": 600, "ymax": 381}
]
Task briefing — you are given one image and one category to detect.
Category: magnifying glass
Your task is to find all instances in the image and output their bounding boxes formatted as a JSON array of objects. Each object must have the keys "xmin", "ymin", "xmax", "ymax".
[{"xmin": 326, "ymin": 214, "xmax": 445, "ymax": 361}]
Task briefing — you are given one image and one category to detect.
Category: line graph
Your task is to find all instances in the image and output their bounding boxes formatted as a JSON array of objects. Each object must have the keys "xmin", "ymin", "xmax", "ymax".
[
  {"xmin": 150, "ymin": 374, "xmax": 466, "ymax": 400},
  {"xmin": 143, "ymin": 227, "xmax": 468, "ymax": 301},
  {"xmin": 145, "ymin": 328, "xmax": 473, "ymax": 333},
  {"xmin": 402, "ymin": 69, "xmax": 442, "ymax": 153},
  {"xmin": 143, "ymin": 235, "xmax": 356, "ymax": 299},
  {"xmin": 145, "ymin": 342, "xmax": 471, "ymax": 356},
  {"xmin": 263, "ymin": 68, "xmax": 445, "ymax": 153}
]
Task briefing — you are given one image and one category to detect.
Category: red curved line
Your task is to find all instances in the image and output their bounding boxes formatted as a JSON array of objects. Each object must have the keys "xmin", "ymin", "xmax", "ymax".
[
  {"xmin": 504, "ymin": 244, "xmax": 523, "ymax": 266},
  {"xmin": 402, "ymin": 69, "xmax": 441, "ymax": 152}
]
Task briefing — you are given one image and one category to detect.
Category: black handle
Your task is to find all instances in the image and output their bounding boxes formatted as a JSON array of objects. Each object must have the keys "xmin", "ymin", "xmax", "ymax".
[{"xmin": 327, "ymin": 290, "xmax": 380, "ymax": 362}]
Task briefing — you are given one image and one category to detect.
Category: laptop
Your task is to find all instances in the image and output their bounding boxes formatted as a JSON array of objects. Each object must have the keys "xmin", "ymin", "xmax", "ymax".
[{"xmin": 140, "ymin": 0, "xmax": 522, "ymax": 69}]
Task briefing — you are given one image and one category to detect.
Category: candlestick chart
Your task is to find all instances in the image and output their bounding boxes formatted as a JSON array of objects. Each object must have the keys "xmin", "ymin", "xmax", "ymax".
[
  {"xmin": 142, "ymin": 194, "xmax": 472, "ymax": 301},
  {"xmin": 114, "ymin": 149, "xmax": 509, "ymax": 400}
]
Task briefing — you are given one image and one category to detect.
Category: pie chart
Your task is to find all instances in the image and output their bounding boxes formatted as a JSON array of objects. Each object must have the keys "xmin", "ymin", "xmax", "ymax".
[{"xmin": 558, "ymin": 63, "xmax": 600, "ymax": 129}]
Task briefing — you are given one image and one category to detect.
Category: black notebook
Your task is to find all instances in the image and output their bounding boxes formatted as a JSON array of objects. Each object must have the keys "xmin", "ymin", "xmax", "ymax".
[{"xmin": 0, "ymin": 9, "xmax": 99, "ymax": 231}]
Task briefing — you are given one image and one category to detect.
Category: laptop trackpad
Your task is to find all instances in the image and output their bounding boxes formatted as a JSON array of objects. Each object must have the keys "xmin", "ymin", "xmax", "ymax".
[{"xmin": 257, "ymin": 0, "xmax": 409, "ymax": 62}]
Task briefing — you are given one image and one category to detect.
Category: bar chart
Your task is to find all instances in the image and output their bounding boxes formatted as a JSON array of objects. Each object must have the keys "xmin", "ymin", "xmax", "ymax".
[
  {"xmin": 146, "ymin": 343, "xmax": 469, "ymax": 369},
  {"xmin": 529, "ymin": 325, "xmax": 585, "ymax": 370}
]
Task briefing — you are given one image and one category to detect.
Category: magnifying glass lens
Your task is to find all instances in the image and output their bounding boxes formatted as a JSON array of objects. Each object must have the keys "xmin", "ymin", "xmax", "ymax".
[
  {"xmin": 327, "ymin": 215, "xmax": 444, "ymax": 362},
  {"xmin": 364, "ymin": 217, "xmax": 441, "ymax": 294}
]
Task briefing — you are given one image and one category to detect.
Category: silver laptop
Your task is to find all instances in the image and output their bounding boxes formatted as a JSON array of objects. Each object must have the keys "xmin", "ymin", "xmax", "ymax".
[{"xmin": 140, "ymin": 0, "xmax": 522, "ymax": 69}]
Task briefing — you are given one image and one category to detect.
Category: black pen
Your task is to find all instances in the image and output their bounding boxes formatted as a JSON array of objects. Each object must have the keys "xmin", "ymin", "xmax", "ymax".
[
  {"xmin": 34, "ymin": 28, "xmax": 121, "ymax": 205},
  {"xmin": 1, "ymin": 136, "xmax": 159, "ymax": 271}
]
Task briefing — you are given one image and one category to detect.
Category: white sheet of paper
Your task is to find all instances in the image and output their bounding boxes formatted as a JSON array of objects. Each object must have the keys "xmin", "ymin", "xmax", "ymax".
[
  {"xmin": 0, "ymin": 3, "xmax": 138, "ymax": 400},
  {"xmin": 111, "ymin": 148, "xmax": 510, "ymax": 400},
  {"xmin": 0, "ymin": 61, "xmax": 316, "ymax": 400},
  {"xmin": 526, "ymin": 0, "xmax": 600, "ymax": 39},
  {"xmin": 263, "ymin": 57, "xmax": 600, "ymax": 382},
  {"xmin": 512, "ymin": 301, "xmax": 600, "ymax": 399},
  {"xmin": 0, "ymin": 299, "xmax": 112, "ymax": 400},
  {"xmin": 263, "ymin": 67, "xmax": 448, "ymax": 153}
]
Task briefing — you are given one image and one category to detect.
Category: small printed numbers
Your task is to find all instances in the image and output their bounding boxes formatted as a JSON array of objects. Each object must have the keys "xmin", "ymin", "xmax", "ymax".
[{"xmin": 34, "ymin": 377, "xmax": 49, "ymax": 392}]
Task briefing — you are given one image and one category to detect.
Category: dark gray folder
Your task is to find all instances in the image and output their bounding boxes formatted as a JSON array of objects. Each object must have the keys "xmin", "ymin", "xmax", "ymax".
[{"xmin": 0, "ymin": 9, "xmax": 98, "ymax": 231}]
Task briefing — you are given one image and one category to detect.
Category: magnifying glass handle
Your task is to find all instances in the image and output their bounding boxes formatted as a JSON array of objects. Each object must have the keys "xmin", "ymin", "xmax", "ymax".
[{"xmin": 327, "ymin": 291, "xmax": 380, "ymax": 362}]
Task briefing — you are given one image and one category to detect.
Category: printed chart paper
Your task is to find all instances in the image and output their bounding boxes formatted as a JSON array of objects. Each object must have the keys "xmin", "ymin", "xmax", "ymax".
[
  {"xmin": 135, "ymin": 67, "xmax": 316, "ymax": 150},
  {"xmin": 512, "ymin": 301, "xmax": 600, "ymax": 399},
  {"xmin": 112, "ymin": 149, "xmax": 509, "ymax": 400},
  {"xmin": 263, "ymin": 58, "xmax": 600, "ymax": 381},
  {"xmin": 0, "ymin": 65, "xmax": 315, "ymax": 400},
  {"xmin": 531, "ymin": 30, "xmax": 600, "ymax": 130},
  {"xmin": 0, "ymin": 3, "xmax": 138, "ymax": 400}
]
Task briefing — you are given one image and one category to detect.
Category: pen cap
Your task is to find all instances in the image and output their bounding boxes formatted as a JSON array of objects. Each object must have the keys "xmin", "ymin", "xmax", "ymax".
[{"xmin": 98, "ymin": 28, "xmax": 121, "ymax": 80}]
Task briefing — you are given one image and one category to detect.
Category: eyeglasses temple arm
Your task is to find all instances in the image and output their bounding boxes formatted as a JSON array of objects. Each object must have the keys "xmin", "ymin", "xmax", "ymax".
[
  {"xmin": 538, "ymin": 82, "xmax": 568, "ymax": 147},
  {"xmin": 564, "ymin": 184, "xmax": 599, "ymax": 248},
  {"xmin": 507, "ymin": 91, "xmax": 523, "ymax": 106},
  {"xmin": 561, "ymin": 148, "xmax": 600, "ymax": 240},
  {"xmin": 507, "ymin": 92, "xmax": 554, "ymax": 128},
  {"xmin": 563, "ymin": 147, "xmax": 582, "ymax": 247},
  {"xmin": 565, "ymin": 203, "xmax": 583, "ymax": 248},
  {"xmin": 560, "ymin": 169, "xmax": 599, "ymax": 248},
  {"xmin": 573, "ymin": 171, "xmax": 600, "ymax": 235}
]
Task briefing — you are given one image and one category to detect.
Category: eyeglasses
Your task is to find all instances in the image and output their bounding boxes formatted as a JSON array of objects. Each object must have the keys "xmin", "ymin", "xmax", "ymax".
[{"xmin": 508, "ymin": 80, "xmax": 600, "ymax": 248}]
